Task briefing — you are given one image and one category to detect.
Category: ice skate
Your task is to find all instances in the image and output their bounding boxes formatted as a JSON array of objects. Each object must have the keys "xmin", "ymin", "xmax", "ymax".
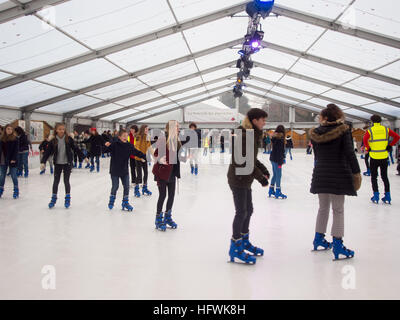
[
  {"xmin": 382, "ymin": 192, "xmax": 391, "ymax": 205},
  {"xmin": 332, "ymin": 238, "xmax": 354, "ymax": 261},
  {"xmin": 155, "ymin": 213, "xmax": 166, "ymax": 231},
  {"xmin": 312, "ymin": 232, "xmax": 332, "ymax": 251},
  {"xmin": 371, "ymin": 192, "xmax": 379, "ymax": 204},
  {"xmin": 229, "ymin": 239, "xmax": 256, "ymax": 265},
  {"xmin": 242, "ymin": 233, "xmax": 264, "ymax": 256},
  {"xmin": 108, "ymin": 195, "xmax": 116, "ymax": 210},
  {"xmin": 121, "ymin": 197, "xmax": 133, "ymax": 212},
  {"xmin": 64, "ymin": 194, "xmax": 71, "ymax": 209},
  {"xmin": 48, "ymin": 194, "xmax": 57, "ymax": 209},
  {"xmin": 164, "ymin": 210, "xmax": 177, "ymax": 229}
]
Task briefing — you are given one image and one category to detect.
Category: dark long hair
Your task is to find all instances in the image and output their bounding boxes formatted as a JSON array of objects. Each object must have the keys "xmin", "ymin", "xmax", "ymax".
[{"xmin": 0, "ymin": 124, "xmax": 16, "ymax": 142}]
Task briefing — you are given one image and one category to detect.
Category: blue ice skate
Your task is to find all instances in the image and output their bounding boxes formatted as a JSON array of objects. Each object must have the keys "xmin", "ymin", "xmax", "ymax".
[
  {"xmin": 371, "ymin": 192, "xmax": 379, "ymax": 204},
  {"xmin": 382, "ymin": 192, "xmax": 391, "ymax": 205},
  {"xmin": 155, "ymin": 213, "xmax": 166, "ymax": 231},
  {"xmin": 312, "ymin": 232, "xmax": 332, "ymax": 251},
  {"xmin": 48, "ymin": 194, "xmax": 57, "ymax": 209},
  {"xmin": 108, "ymin": 195, "xmax": 116, "ymax": 210},
  {"xmin": 164, "ymin": 210, "xmax": 177, "ymax": 229},
  {"xmin": 242, "ymin": 233, "xmax": 264, "ymax": 256},
  {"xmin": 64, "ymin": 194, "xmax": 71, "ymax": 209},
  {"xmin": 229, "ymin": 239, "xmax": 256, "ymax": 265},
  {"xmin": 332, "ymin": 238, "xmax": 354, "ymax": 261},
  {"xmin": 122, "ymin": 197, "xmax": 133, "ymax": 212}
]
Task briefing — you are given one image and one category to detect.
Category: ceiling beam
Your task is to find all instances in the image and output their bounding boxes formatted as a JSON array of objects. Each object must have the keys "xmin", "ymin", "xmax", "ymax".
[
  {"xmin": 128, "ymin": 91, "xmax": 230, "ymax": 124},
  {"xmin": 111, "ymin": 83, "xmax": 234, "ymax": 123},
  {"xmin": 246, "ymin": 83, "xmax": 367, "ymax": 122},
  {"xmin": 261, "ymin": 41, "xmax": 400, "ymax": 87},
  {"xmin": 93, "ymin": 77, "xmax": 235, "ymax": 121},
  {"xmin": 0, "ymin": 0, "xmax": 69, "ymax": 24},
  {"xmin": 254, "ymin": 61, "xmax": 400, "ymax": 108},
  {"xmin": 65, "ymin": 61, "xmax": 236, "ymax": 117},
  {"xmin": 0, "ymin": 2, "xmax": 247, "ymax": 90},
  {"xmin": 272, "ymin": 4, "xmax": 400, "ymax": 49},
  {"xmin": 249, "ymin": 76, "xmax": 395, "ymax": 120},
  {"xmin": 20, "ymin": 39, "xmax": 241, "ymax": 113}
]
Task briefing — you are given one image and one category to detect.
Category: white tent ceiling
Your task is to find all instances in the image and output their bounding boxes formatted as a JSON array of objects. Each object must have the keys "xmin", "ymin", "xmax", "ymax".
[{"xmin": 0, "ymin": 0, "xmax": 399, "ymax": 123}]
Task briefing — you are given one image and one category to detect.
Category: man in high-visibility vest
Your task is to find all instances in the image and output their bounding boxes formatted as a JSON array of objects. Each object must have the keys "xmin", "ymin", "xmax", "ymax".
[{"xmin": 363, "ymin": 115, "xmax": 400, "ymax": 204}]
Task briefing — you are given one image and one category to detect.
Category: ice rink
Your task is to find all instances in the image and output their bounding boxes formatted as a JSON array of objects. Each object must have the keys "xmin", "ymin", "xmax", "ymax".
[{"xmin": 0, "ymin": 149, "xmax": 399, "ymax": 300}]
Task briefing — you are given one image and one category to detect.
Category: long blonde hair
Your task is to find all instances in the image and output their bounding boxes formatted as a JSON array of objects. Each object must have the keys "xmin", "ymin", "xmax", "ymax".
[
  {"xmin": 165, "ymin": 120, "xmax": 180, "ymax": 152},
  {"xmin": 53, "ymin": 123, "xmax": 69, "ymax": 144}
]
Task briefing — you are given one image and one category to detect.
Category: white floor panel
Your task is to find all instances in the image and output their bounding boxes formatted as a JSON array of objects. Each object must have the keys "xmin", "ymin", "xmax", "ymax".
[{"xmin": 0, "ymin": 150, "xmax": 399, "ymax": 300}]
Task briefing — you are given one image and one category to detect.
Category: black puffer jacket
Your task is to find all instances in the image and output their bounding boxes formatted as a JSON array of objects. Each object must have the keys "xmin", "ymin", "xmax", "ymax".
[
  {"xmin": 227, "ymin": 117, "xmax": 270, "ymax": 189},
  {"xmin": 0, "ymin": 139, "xmax": 19, "ymax": 166},
  {"xmin": 309, "ymin": 123, "xmax": 361, "ymax": 196},
  {"xmin": 270, "ymin": 133, "xmax": 285, "ymax": 165},
  {"xmin": 286, "ymin": 137, "xmax": 294, "ymax": 149},
  {"xmin": 85, "ymin": 134, "xmax": 104, "ymax": 157},
  {"xmin": 17, "ymin": 134, "xmax": 30, "ymax": 153}
]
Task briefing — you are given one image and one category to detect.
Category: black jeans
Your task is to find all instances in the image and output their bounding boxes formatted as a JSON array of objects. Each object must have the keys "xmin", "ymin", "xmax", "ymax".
[
  {"xmin": 365, "ymin": 152, "xmax": 370, "ymax": 170},
  {"xmin": 370, "ymin": 158, "xmax": 390, "ymax": 193},
  {"xmin": 130, "ymin": 158, "xmax": 136, "ymax": 184},
  {"xmin": 230, "ymin": 186, "xmax": 253, "ymax": 240},
  {"xmin": 135, "ymin": 160, "xmax": 148, "ymax": 185},
  {"xmin": 111, "ymin": 175, "xmax": 129, "ymax": 197},
  {"xmin": 53, "ymin": 164, "xmax": 71, "ymax": 195},
  {"xmin": 157, "ymin": 178, "xmax": 176, "ymax": 215}
]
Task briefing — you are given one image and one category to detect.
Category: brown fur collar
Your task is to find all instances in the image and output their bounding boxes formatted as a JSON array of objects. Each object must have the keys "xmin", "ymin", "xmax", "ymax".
[
  {"xmin": 273, "ymin": 132, "xmax": 284, "ymax": 139},
  {"xmin": 242, "ymin": 117, "xmax": 253, "ymax": 130},
  {"xmin": 309, "ymin": 124, "xmax": 349, "ymax": 143}
]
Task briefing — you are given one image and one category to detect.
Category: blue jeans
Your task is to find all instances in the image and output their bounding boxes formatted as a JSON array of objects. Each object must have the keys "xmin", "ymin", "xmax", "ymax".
[
  {"xmin": 90, "ymin": 155, "xmax": 100, "ymax": 168},
  {"xmin": 0, "ymin": 165, "xmax": 18, "ymax": 188},
  {"xmin": 111, "ymin": 175, "xmax": 130, "ymax": 197},
  {"xmin": 285, "ymin": 148, "xmax": 293, "ymax": 159},
  {"xmin": 270, "ymin": 161, "xmax": 282, "ymax": 188},
  {"xmin": 17, "ymin": 152, "xmax": 29, "ymax": 174}
]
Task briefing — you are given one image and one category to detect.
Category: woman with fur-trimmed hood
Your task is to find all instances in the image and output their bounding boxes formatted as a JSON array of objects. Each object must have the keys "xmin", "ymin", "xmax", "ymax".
[
  {"xmin": 309, "ymin": 104, "xmax": 361, "ymax": 261},
  {"xmin": 269, "ymin": 125, "xmax": 287, "ymax": 199},
  {"xmin": 227, "ymin": 108, "xmax": 270, "ymax": 265}
]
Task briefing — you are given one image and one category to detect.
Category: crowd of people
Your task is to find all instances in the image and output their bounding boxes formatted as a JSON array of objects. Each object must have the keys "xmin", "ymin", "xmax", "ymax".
[{"xmin": 0, "ymin": 105, "xmax": 399, "ymax": 264}]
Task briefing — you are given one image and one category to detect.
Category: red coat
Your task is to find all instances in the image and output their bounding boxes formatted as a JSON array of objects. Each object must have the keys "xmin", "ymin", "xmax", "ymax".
[{"xmin": 129, "ymin": 133, "xmax": 135, "ymax": 159}]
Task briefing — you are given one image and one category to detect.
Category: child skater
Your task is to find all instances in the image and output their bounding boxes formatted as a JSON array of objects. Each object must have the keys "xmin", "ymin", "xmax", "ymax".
[
  {"xmin": 39, "ymin": 133, "xmax": 54, "ymax": 175},
  {"xmin": 134, "ymin": 125, "xmax": 154, "ymax": 197},
  {"xmin": 269, "ymin": 125, "xmax": 287, "ymax": 199},
  {"xmin": 104, "ymin": 129, "xmax": 146, "ymax": 212},
  {"xmin": 41, "ymin": 123, "xmax": 88, "ymax": 209},
  {"xmin": 0, "ymin": 124, "xmax": 19, "ymax": 199},
  {"xmin": 85, "ymin": 128, "xmax": 104, "ymax": 173}
]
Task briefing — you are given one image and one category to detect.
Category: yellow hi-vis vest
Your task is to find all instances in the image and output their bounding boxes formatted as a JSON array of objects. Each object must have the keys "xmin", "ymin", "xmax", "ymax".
[{"xmin": 368, "ymin": 123, "xmax": 389, "ymax": 160}]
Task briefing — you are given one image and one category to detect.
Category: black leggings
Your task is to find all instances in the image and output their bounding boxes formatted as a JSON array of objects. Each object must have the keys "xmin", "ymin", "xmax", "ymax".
[
  {"xmin": 156, "ymin": 178, "xmax": 176, "ymax": 215},
  {"xmin": 53, "ymin": 164, "xmax": 72, "ymax": 195},
  {"xmin": 365, "ymin": 152, "xmax": 370, "ymax": 170},
  {"xmin": 370, "ymin": 158, "xmax": 390, "ymax": 193},
  {"xmin": 130, "ymin": 158, "xmax": 136, "ymax": 184},
  {"xmin": 230, "ymin": 186, "xmax": 253, "ymax": 240},
  {"xmin": 135, "ymin": 160, "xmax": 148, "ymax": 185}
]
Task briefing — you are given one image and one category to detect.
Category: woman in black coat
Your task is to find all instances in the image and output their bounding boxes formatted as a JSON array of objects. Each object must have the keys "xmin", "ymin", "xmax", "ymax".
[
  {"xmin": 309, "ymin": 104, "xmax": 361, "ymax": 261},
  {"xmin": 0, "ymin": 124, "xmax": 19, "ymax": 199},
  {"xmin": 269, "ymin": 125, "xmax": 287, "ymax": 199}
]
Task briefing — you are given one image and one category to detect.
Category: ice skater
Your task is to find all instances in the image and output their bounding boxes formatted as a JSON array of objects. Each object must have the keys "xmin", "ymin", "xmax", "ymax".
[
  {"xmin": 0, "ymin": 124, "xmax": 19, "ymax": 199},
  {"xmin": 285, "ymin": 134, "xmax": 293, "ymax": 160},
  {"xmin": 152, "ymin": 120, "xmax": 187, "ymax": 232},
  {"xmin": 128, "ymin": 125, "xmax": 139, "ymax": 189},
  {"xmin": 41, "ymin": 123, "xmax": 88, "ymax": 209},
  {"xmin": 309, "ymin": 104, "xmax": 361, "ymax": 261},
  {"xmin": 363, "ymin": 115, "xmax": 399, "ymax": 205},
  {"xmin": 134, "ymin": 125, "xmax": 154, "ymax": 197},
  {"xmin": 104, "ymin": 129, "xmax": 146, "ymax": 212},
  {"xmin": 227, "ymin": 108, "xmax": 270, "ymax": 264},
  {"xmin": 39, "ymin": 134, "xmax": 54, "ymax": 175},
  {"xmin": 15, "ymin": 126, "xmax": 32, "ymax": 178},
  {"xmin": 269, "ymin": 125, "xmax": 287, "ymax": 199},
  {"xmin": 85, "ymin": 128, "xmax": 104, "ymax": 173},
  {"xmin": 188, "ymin": 122, "xmax": 202, "ymax": 175}
]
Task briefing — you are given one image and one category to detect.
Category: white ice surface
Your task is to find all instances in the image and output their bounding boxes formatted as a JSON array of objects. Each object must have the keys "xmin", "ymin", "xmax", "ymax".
[{"xmin": 0, "ymin": 150, "xmax": 399, "ymax": 300}]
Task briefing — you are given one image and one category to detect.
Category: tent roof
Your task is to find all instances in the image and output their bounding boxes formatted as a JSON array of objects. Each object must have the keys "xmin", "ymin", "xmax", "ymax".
[{"xmin": 0, "ymin": 0, "xmax": 399, "ymax": 123}]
